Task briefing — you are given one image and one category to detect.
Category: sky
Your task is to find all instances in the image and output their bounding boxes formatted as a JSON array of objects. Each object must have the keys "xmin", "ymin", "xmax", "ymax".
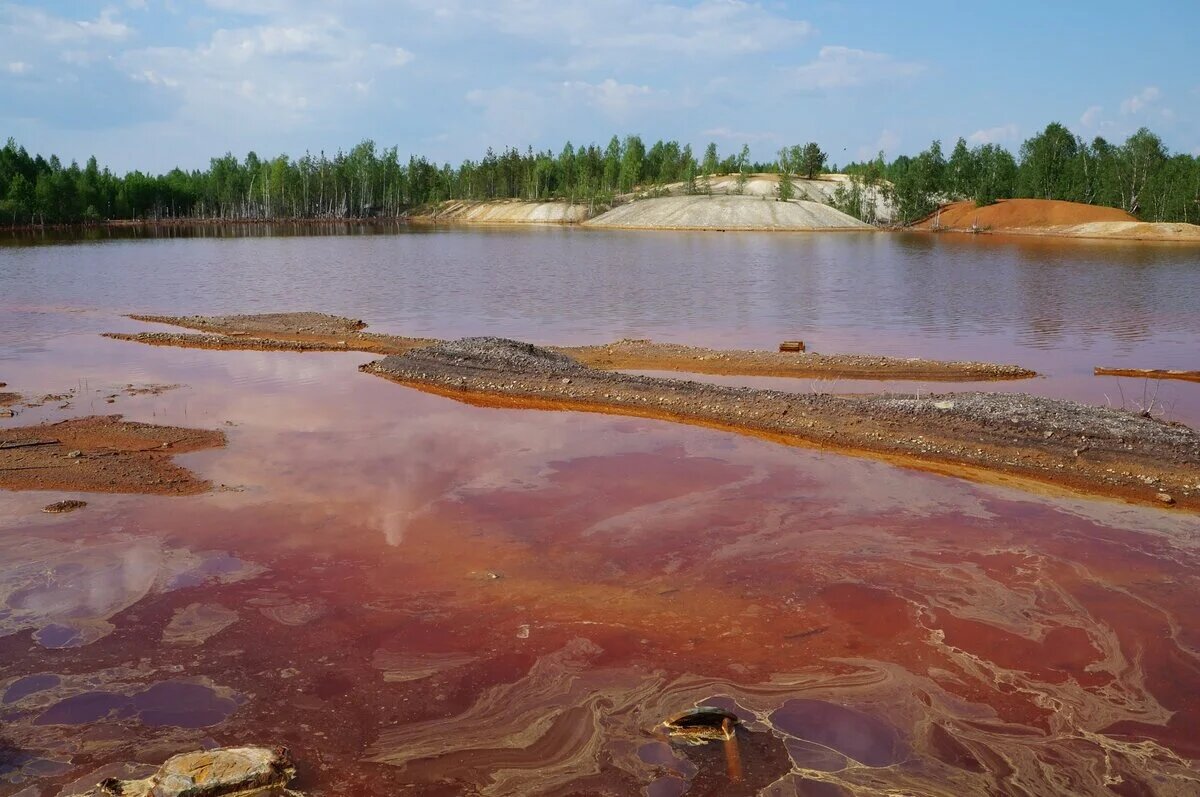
[{"xmin": 2, "ymin": 0, "xmax": 1198, "ymax": 174}]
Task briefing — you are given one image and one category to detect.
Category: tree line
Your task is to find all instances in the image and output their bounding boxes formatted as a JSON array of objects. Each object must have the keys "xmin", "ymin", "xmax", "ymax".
[
  {"xmin": 840, "ymin": 123, "xmax": 1200, "ymax": 225},
  {"xmin": 0, "ymin": 136, "xmax": 776, "ymax": 226},
  {"xmin": 1, "ymin": 122, "xmax": 1197, "ymax": 226}
]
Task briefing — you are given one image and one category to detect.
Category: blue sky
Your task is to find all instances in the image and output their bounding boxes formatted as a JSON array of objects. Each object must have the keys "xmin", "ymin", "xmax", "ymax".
[{"xmin": 2, "ymin": 1, "xmax": 1197, "ymax": 173}]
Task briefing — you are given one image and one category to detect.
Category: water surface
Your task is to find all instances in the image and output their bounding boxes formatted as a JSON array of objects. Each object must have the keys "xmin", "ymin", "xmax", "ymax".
[{"xmin": 1, "ymin": 226, "xmax": 1198, "ymax": 796}]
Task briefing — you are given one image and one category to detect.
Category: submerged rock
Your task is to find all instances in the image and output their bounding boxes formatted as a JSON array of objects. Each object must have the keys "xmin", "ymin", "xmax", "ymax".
[
  {"xmin": 42, "ymin": 499, "xmax": 87, "ymax": 513},
  {"xmin": 67, "ymin": 746, "xmax": 299, "ymax": 797}
]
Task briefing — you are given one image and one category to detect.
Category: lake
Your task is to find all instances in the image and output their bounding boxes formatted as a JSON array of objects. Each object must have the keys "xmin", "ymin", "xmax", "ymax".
[{"xmin": 1, "ymin": 226, "xmax": 1198, "ymax": 796}]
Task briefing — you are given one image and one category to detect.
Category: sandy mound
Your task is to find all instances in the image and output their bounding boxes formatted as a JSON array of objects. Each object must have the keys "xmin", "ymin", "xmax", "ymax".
[
  {"xmin": 413, "ymin": 200, "xmax": 590, "ymax": 225},
  {"xmin": 646, "ymin": 174, "xmax": 893, "ymax": 222},
  {"xmin": 919, "ymin": 199, "xmax": 1135, "ymax": 230},
  {"xmin": 1056, "ymin": 221, "xmax": 1200, "ymax": 242},
  {"xmin": 585, "ymin": 195, "xmax": 871, "ymax": 231},
  {"xmin": 917, "ymin": 199, "xmax": 1200, "ymax": 241}
]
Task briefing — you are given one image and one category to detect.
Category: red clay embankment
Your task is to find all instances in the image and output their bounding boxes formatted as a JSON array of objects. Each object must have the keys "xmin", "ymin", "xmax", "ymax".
[{"xmin": 916, "ymin": 199, "xmax": 1200, "ymax": 242}]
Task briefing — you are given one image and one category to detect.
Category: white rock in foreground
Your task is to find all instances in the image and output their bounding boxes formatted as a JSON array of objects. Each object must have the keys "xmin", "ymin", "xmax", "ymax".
[{"xmin": 66, "ymin": 746, "xmax": 299, "ymax": 797}]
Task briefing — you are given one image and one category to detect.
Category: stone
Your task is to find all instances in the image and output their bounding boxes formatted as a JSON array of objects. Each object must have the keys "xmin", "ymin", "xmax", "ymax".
[
  {"xmin": 1156, "ymin": 492, "xmax": 1175, "ymax": 505},
  {"xmin": 67, "ymin": 746, "xmax": 299, "ymax": 797},
  {"xmin": 42, "ymin": 499, "xmax": 87, "ymax": 513},
  {"xmin": 661, "ymin": 707, "xmax": 740, "ymax": 744}
]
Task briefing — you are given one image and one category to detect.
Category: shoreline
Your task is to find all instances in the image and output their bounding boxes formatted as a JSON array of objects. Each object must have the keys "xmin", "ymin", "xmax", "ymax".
[
  {"xmin": 6, "ymin": 212, "xmax": 1199, "ymax": 242},
  {"xmin": 915, "ymin": 226, "xmax": 1200, "ymax": 244}
]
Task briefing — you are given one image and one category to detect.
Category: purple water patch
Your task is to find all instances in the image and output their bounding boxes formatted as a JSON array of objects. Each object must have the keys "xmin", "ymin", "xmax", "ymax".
[
  {"xmin": 770, "ymin": 699, "xmax": 904, "ymax": 768},
  {"xmin": 32, "ymin": 681, "xmax": 238, "ymax": 729},
  {"xmin": 2, "ymin": 674, "xmax": 60, "ymax": 705},
  {"xmin": 131, "ymin": 681, "xmax": 238, "ymax": 728},
  {"xmin": 33, "ymin": 692, "xmax": 126, "ymax": 725},
  {"xmin": 784, "ymin": 738, "xmax": 849, "ymax": 772},
  {"xmin": 31, "ymin": 624, "xmax": 83, "ymax": 649}
]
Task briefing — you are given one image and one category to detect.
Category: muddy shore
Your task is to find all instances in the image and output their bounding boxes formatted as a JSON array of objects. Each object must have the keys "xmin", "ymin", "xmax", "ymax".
[
  {"xmin": 363, "ymin": 338, "xmax": 1200, "ymax": 510},
  {"xmin": 0, "ymin": 415, "xmax": 225, "ymax": 495},
  {"xmin": 107, "ymin": 312, "xmax": 1036, "ymax": 382}
]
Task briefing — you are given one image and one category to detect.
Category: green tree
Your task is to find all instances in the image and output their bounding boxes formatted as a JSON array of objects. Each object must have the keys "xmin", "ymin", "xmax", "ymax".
[
  {"xmin": 734, "ymin": 144, "xmax": 750, "ymax": 194},
  {"xmin": 971, "ymin": 144, "xmax": 1017, "ymax": 205},
  {"xmin": 4, "ymin": 173, "xmax": 34, "ymax": 224},
  {"xmin": 619, "ymin": 135, "xmax": 645, "ymax": 192},
  {"xmin": 1018, "ymin": 122, "xmax": 1078, "ymax": 199},
  {"xmin": 1115, "ymin": 127, "xmax": 1167, "ymax": 216},
  {"xmin": 946, "ymin": 138, "xmax": 975, "ymax": 199},
  {"xmin": 798, "ymin": 142, "xmax": 827, "ymax": 179},
  {"xmin": 776, "ymin": 147, "xmax": 794, "ymax": 201},
  {"xmin": 603, "ymin": 136, "xmax": 622, "ymax": 192}
]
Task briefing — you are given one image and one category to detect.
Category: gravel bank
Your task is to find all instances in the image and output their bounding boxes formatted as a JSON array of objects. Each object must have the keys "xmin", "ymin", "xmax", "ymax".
[
  {"xmin": 363, "ymin": 338, "xmax": 1200, "ymax": 510},
  {"xmin": 111, "ymin": 314, "xmax": 1030, "ymax": 382},
  {"xmin": 1, "ymin": 415, "xmax": 225, "ymax": 495}
]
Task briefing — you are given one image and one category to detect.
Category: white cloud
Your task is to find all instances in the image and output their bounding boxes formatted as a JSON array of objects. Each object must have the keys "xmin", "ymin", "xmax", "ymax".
[
  {"xmin": 561, "ymin": 79, "xmax": 657, "ymax": 118},
  {"xmin": 1080, "ymin": 105, "xmax": 1103, "ymax": 128},
  {"xmin": 967, "ymin": 123, "xmax": 1018, "ymax": 145},
  {"xmin": 1120, "ymin": 86, "xmax": 1160, "ymax": 115},
  {"xmin": 437, "ymin": 0, "xmax": 812, "ymax": 69},
  {"xmin": 2, "ymin": 4, "xmax": 130, "ymax": 43},
  {"xmin": 786, "ymin": 46, "xmax": 924, "ymax": 90},
  {"xmin": 6, "ymin": 60, "xmax": 31, "ymax": 74},
  {"xmin": 119, "ymin": 16, "xmax": 415, "ymax": 129}
]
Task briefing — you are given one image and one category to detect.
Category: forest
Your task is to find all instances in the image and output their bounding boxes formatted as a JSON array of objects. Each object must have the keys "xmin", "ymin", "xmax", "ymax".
[{"xmin": 1, "ymin": 122, "xmax": 1197, "ymax": 226}]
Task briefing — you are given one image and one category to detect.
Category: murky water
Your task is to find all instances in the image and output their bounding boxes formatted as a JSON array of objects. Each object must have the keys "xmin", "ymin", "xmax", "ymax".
[{"xmin": 1, "ymin": 227, "xmax": 1198, "ymax": 796}]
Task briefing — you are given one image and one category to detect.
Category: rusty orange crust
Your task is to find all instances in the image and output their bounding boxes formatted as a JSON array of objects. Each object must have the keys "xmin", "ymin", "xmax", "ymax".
[{"xmin": 1094, "ymin": 367, "xmax": 1200, "ymax": 384}]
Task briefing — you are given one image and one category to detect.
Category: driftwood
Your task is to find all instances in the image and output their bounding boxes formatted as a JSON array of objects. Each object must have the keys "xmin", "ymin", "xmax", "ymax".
[
  {"xmin": 0, "ymin": 439, "xmax": 60, "ymax": 450},
  {"xmin": 1095, "ymin": 367, "xmax": 1200, "ymax": 383}
]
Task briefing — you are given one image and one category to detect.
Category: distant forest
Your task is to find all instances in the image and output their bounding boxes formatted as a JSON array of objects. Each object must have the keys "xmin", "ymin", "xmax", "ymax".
[{"xmin": 1, "ymin": 123, "xmax": 1197, "ymax": 226}]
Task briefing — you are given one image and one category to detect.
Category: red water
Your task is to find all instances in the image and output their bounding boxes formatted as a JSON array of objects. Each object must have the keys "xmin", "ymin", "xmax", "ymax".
[{"xmin": 1, "ymin": 228, "xmax": 1199, "ymax": 796}]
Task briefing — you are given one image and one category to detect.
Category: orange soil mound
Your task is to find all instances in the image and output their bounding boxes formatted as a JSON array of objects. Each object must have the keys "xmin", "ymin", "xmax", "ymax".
[{"xmin": 919, "ymin": 199, "xmax": 1135, "ymax": 230}]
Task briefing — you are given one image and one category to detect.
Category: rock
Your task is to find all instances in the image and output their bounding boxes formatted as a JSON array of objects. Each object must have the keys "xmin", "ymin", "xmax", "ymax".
[
  {"xmin": 66, "ymin": 450, "xmax": 82, "ymax": 458},
  {"xmin": 0, "ymin": 409, "xmax": 14, "ymax": 418},
  {"xmin": 42, "ymin": 499, "xmax": 87, "ymax": 513},
  {"xmin": 661, "ymin": 707, "xmax": 740, "ymax": 744},
  {"xmin": 66, "ymin": 746, "xmax": 299, "ymax": 797},
  {"xmin": 1156, "ymin": 492, "xmax": 1175, "ymax": 505}
]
